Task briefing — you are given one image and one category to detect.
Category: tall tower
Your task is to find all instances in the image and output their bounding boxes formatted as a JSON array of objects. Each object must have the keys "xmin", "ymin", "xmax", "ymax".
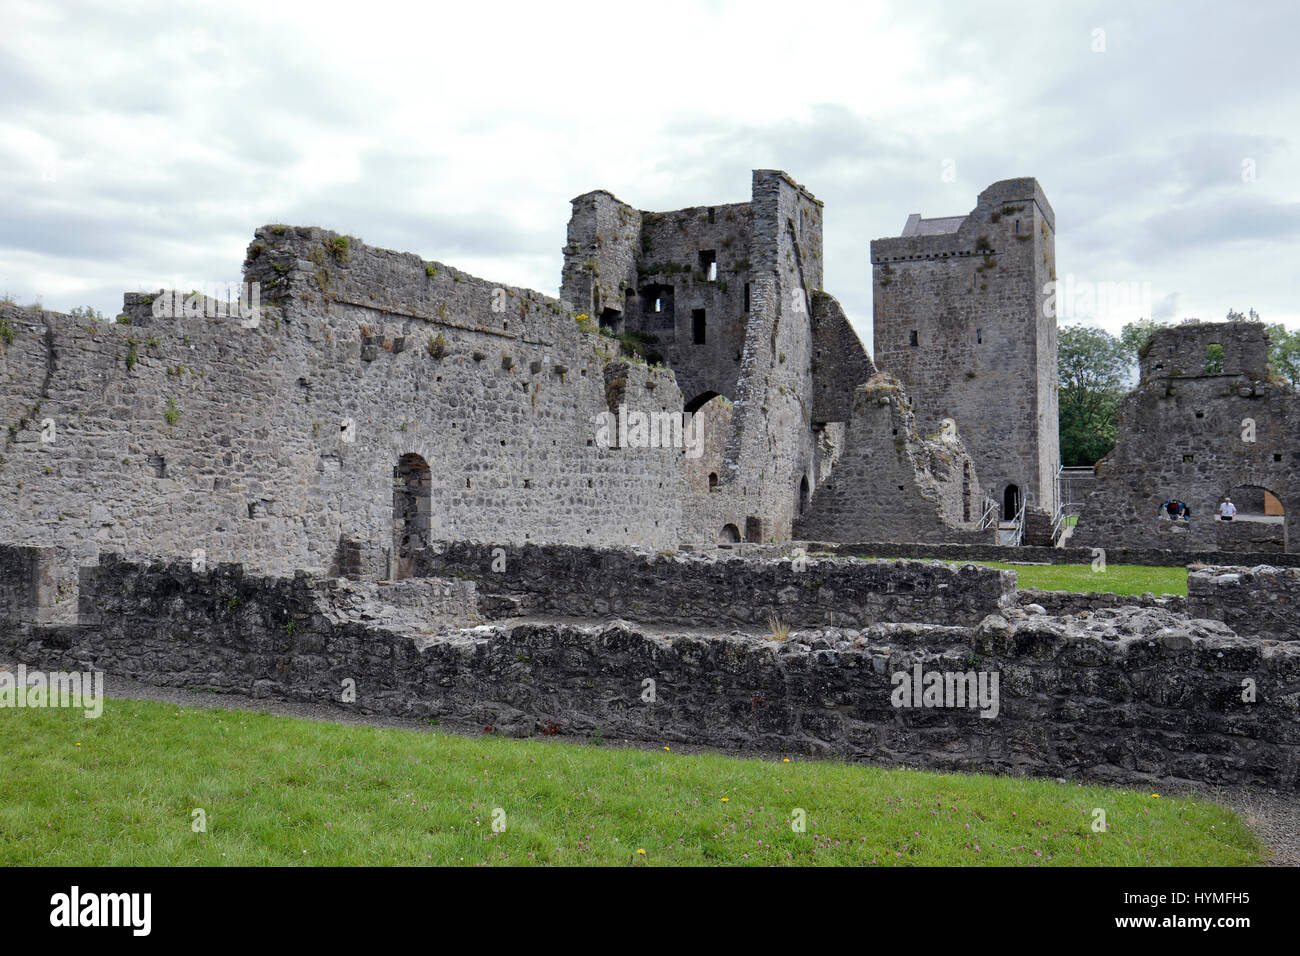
[{"xmin": 871, "ymin": 178, "xmax": 1059, "ymax": 521}]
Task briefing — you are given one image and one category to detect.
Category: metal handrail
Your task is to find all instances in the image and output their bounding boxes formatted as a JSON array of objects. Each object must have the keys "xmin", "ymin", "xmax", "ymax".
[
  {"xmin": 978, "ymin": 496, "xmax": 999, "ymax": 531},
  {"xmin": 1011, "ymin": 497, "xmax": 1026, "ymax": 547}
]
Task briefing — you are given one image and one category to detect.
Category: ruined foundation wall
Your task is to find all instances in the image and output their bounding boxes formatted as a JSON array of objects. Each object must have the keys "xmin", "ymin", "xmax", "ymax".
[
  {"xmin": 1188, "ymin": 565, "xmax": 1300, "ymax": 642},
  {"xmin": 412, "ymin": 542, "xmax": 1015, "ymax": 629},
  {"xmin": 3, "ymin": 554, "xmax": 1296, "ymax": 790}
]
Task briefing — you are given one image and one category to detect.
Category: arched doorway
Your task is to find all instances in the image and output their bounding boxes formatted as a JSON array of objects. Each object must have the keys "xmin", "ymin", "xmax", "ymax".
[
  {"xmin": 684, "ymin": 391, "xmax": 723, "ymax": 415},
  {"xmin": 1002, "ymin": 484, "xmax": 1021, "ymax": 521},
  {"xmin": 393, "ymin": 453, "xmax": 432, "ymax": 578},
  {"xmin": 798, "ymin": 475, "xmax": 810, "ymax": 516},
  {"xmin": 719, "ymin": 523, "xmax": 740, "ymax": 544}
]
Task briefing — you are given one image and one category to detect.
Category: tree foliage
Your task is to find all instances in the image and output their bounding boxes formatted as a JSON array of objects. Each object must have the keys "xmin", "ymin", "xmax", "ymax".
[{"xmin": 1057, "ymin": 324, "xmax": 1127, "ymax": 467}]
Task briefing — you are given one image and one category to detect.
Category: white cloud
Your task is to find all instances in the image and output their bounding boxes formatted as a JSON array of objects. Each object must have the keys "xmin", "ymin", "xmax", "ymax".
[{"xmin": 0, "ymin": 0, "xmax": 1296, "ymax": 339}]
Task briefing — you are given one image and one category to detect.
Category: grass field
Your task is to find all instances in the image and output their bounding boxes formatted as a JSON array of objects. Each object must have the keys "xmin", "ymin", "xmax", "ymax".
[
  {"xmin": 0, "ymin": 698, "xmax": 1259, "ymax": 866},
  {"xmin": 977, "ymin": 563, "xmax": 1188, "ymax": 596},
  {"xmin": 852, "ymin": 556, "xmax": 1189, "ymax": 596}
]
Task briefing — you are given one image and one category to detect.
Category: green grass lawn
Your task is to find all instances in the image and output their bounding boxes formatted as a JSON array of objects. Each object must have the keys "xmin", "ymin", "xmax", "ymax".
[
  {"xmin": 0, "ymin": 698, "xmax": 1258, "ymax": 866},
  {"xmin": 977, "ymin": 563, "xmax": 1188, "ymax": 596}
]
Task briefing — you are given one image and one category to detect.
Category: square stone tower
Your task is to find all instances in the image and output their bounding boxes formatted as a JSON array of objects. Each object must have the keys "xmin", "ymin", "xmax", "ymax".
[{"xmin": 871, "ymin": 178, "xmax": 1060, "ymax": 520}]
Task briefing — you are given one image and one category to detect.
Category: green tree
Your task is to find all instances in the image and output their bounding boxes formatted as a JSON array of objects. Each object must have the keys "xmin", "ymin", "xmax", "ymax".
[
  {"xmin": 1265, "ymin": 322, "xmax": 1300, "ymax": 388},
  {"xmin": 1058, "ymin": 324, "xmax": 1127, "ymax": 466},
  {"xmin": 1119, "ymin": 317, "xmax": 1163, "ymax": 377}
]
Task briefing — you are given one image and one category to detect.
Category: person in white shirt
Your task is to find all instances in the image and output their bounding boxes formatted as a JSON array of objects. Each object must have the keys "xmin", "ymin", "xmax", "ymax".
[{"xmin": 1220, "ymin": 498, "xmax": 1237, "ymax": 520}]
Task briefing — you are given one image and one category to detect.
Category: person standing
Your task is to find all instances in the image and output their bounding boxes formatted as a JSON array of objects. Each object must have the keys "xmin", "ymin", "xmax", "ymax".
[{"xmin": 1220, "ymin": 497, "xmax": 1237, "ymax": 521}]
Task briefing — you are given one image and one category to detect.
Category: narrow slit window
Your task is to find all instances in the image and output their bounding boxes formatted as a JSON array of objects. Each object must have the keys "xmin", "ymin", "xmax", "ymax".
[
  {"xmin": 909, "ymin": 330, "xmax": 918, "ymax": 347},
  {"xmin": 692, "ymin": 309, "xmax": 706, "ymax": 345}
]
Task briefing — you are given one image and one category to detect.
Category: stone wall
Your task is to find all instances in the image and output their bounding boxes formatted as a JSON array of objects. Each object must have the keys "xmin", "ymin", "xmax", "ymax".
[
  {"xmin": 806, "ymin": 538, "xmax": 1300, "ymax": 569},
  {"xmin": 4, "ymin": 554, "xmax": 1296, "ymax": 790},
  {"xmin": 0, "ymin": 229, "xmax": 692, "ymax": 576},
  {"xmin": 871, "ymin": 178, "xmax": 1059, "ymax": 516},
  {"xmin": 411, "ymin": 542, "xmax": 1016, "ymax": 629},
  {"xmin": 810, "ymin": 291, "xmax": 877, "ymax": 425},
  {"xmin": 1072, "ymin": 321, "xmax": 1299, "ymax": 553},
  {"xmin": 562, "ymin": 170, "xmax": 845, "ymax": 547},
  {"xmin": 1016, "ymin": 589, "xmax": 1186, "ymax": 616},
  {"xmin": 794, "ymin": 376, "xmax": 992, "ymax": 544},
  {"xmin": 1188, "ymin": 565, "xmax": 1300, "ymax": 642},
  {"xmin": 0, "ymin": 545, "xmax": 66, "ymax": 624}
]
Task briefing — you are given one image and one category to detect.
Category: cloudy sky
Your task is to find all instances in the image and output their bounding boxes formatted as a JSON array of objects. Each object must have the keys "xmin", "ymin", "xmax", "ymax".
[{"xmin": 2, "ymin": 0, "xmax": 1297, "ymax": 345}]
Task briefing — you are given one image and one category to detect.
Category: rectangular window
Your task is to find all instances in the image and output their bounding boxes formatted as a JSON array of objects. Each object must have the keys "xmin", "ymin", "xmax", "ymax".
[
  {"xmin": 699, "ymin": 250, "xmax": 717, "ymax": 281},
  {"xmin": 692, "ymin": 309, "xmax": 707, "ymax": 345},
  {"xmin": 976, "ymin": 328, "xmax": 983, "ymax": 344},
  {"xmin": 744, "ymin": 283, "xmax": 750, "ymax": 312},
  {"xmin": 909, "ymin": 330, "xmax": 918, "ymax": 347}
]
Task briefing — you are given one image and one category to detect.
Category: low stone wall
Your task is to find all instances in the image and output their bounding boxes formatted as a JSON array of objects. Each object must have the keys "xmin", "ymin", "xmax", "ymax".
[
  {"xmin": 805, "ymin": 539, "xmax": 1300, "ymax": 569},
  {"xmin": 1188, "ymin": 566, "xmax": 1300, "ymax": 642},
  {"xmin": 1016, "ymin": 589, "xmax": 1186, "ymax": 616},
  {"xmin": 3, "ymin": 555, "xmax": 1297, "ymax": 789},
  {"xmin": 70, "ymin": 552, "xmax": 479, "ymax": 635},
  {"xmin": 411, "ymin": 542, "xmax": 1016, "ymax": 629}
]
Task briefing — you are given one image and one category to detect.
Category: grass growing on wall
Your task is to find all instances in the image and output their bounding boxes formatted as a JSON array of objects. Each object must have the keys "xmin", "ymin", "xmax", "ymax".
[{"xmin": 0, "ymin": 699, "xmax": 1257, "ymax": 866}]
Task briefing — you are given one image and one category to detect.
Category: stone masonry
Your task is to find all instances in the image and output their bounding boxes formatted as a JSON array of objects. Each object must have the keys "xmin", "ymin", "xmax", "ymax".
[
  {"xmin": 1071, "ymin": 321, "xmax": 1299, "ymax": 553},
  {"xmin": 1, "ymin": 170, "xmax": 1012, "ymax": 579},
  {"xmin": 3, "ymin": 546, "xmax": 1296, "ymax": 790},
  {"xmin": 872, "ymin": 179, "xmax": 1061, "ymax": 524}
]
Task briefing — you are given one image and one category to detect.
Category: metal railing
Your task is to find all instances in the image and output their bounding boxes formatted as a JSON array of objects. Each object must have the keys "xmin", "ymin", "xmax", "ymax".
[
  {"xmin": 1049, "ymin": 502, "xmax": 1065, "ymax": 545},
  {"xmin": 1011, "ymin": 497, "xmax": 1026, "ymax": 547},
  {"xmin": 978, "ymin": 496, "xmax": 999, "ymax": 531}
]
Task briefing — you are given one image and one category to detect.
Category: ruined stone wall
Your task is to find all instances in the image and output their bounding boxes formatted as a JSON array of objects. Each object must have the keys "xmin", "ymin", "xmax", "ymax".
[
  {"xmin": 1015, "ymin": 589, "xmax": 1186, "ymax": 616},
  {"xmin": 794, "ymin": 378, "xmax": 992, "ymax": 544},
  {"xmin": 0, "ymin": 544, "xmax": 71, "ymax": 624},
  {"xmin": 0, "ymin": 228, "xmax": 691, "ymax": 576},
  {"xmin": 810, "ymin": 291, "xmax": 876, "ymax": 424},
  {"xmin": 1072, "ymin": 322, "xmax": 1299, "ymax": 553},
  {"xmin": 562, "ymin": 170, "xmax": 846, "ymax": 546},
  {"xmin": 871, "ymin": 178, "xmax": 1059, "ymax": 515},
  {"xmin": 1188, "ymin": 565, "xmax": 1300, "ymax": 642},
  {"xmin": 412, "ymin": 542, "xmax": 1015, "ymax": 629},
  {"xmin": 4, "ymin": 554, "xmax": 1296, "ymax": 789}
]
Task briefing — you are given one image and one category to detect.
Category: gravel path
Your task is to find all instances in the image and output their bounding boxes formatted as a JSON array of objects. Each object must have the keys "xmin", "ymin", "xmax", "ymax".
[{"xmin": 6, "ymin": 663, "xmax": 1296, "ymax": 866}]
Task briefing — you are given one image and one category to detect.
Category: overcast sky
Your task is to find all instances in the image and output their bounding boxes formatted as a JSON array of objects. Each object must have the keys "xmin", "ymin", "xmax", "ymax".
[{"xmin": 2, "ymin": 0, "xmax": 1297, "ymax": 345}]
